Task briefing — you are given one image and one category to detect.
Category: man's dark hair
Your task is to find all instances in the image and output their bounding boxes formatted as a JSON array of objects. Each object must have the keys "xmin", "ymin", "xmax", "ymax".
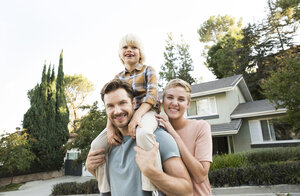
[{"xmin": 101, "ymin": 79, "xmax": 134, "ymax": 102}]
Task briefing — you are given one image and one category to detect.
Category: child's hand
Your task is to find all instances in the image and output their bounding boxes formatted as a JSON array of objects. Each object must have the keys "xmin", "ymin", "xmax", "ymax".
[
  {"xmin": 128, "ymin": 114, "xmax": 142, "ymax": 139},
  {"xmin": 107, "ymin": 126, "xmax": 122, "ymax": 146}
]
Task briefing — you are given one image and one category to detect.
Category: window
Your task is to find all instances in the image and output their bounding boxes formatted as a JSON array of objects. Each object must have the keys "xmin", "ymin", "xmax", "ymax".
[
  {"xmin": 187, "ymin": 97, "xmax": 217, "ymax": 117},
  {"xmin": 249, "ymin": 119, "xmax": 300, "ymax": 143},
  {"xmin": 67, "ymin": 152, "xmax": 79, "ymax": 160}
]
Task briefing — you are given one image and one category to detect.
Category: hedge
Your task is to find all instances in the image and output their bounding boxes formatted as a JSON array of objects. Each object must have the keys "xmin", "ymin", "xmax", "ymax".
[
  {"xmin": 209, "ymin": 162, "xmax": 300, "ymax": 187},
  {"xmin": 51, "ymin": 179, "xmax": 99, "ymax": 195},
  {"xmin": 211, "ymin": 146, "xmax": 300, "ymax": 171}
]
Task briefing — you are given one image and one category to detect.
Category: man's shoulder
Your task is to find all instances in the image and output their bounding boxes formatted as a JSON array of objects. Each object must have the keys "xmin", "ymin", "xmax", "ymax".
[{"xmin": 154, "ymin": 127, "xmax": 169, "ymax": 138}]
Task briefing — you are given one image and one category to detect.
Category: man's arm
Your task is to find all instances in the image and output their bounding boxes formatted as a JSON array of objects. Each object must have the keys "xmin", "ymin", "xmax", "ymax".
[
  {"xmin": 85, "ymin": 148, "xmax": 106, "ymax": 177},
  {"xmin": 134, "ymin": 143, "xmax": 193, "ymax": 196}
]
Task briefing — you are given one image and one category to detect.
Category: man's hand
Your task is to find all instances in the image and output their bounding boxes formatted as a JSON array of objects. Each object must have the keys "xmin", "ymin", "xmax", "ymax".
[
  {"xmin": 128, "ymin": 114, "xmax": 142, "ymax": 139},
  {"xmin": 134, "ymin": 143, "xmax": 159, "ymax": 175},
  {"xmin": 85, "ymin": 148, "xmax": 106, "ymax": 176}
]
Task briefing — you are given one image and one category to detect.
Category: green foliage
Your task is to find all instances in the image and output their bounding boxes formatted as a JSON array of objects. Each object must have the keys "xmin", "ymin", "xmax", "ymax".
[
  {"xmin": 197, "ymin": 14, "xmax": 242, "ymax": 57},
  {"xmin": 0, "ymin": 132, "xmax": 36, "ymax": 183},
  {"xmin": 246, "ymin": 146, "xmax": 300, "ymax": 165},
  {"xmin": 211, "ymin": 146, "xmax": 300, "ymax": 171},
  {"xmin": 0, "ymin": 183, "xmax": 24, "ymax": 192},
  {"xmin": 51, "ymin": 179, "xmax": 99, "ymax": 195},
  {"xmin": 64, "ymin": 74, "xmax": 95, "ymax": 132},
  {"xmin": 65, "ymin": 102, "xmax": 107, "ymax": 165},
  {"xmin": 210, "ymin": 152, "xmax": 247, "ymax": 171},
  {"xmin": 159, "ymin": 33, "xmax": 195, "ymax": 88},
  {"xmin": 22, "ymin": 50, "xmax": 69, "ymax": 172},
  {"xmin": 262, "ymin": 56, "xmax": 300, "ymax": 131},
  {"xmin": 209, "ymin": 162, "xmax": 300, "ymax": 187}
]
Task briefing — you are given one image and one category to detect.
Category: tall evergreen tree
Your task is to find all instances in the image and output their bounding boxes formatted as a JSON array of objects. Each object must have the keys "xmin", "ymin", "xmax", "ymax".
[
  {"xmin": 23, "ymin": 50, "xmax": 69, "ymax": 171},
  {"xmin": 159, "ymin": 33, "xmax": 195, "ymax": 87}
]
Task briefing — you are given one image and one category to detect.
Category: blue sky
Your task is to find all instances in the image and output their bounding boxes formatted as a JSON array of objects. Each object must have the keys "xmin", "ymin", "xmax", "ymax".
[{"xmin": 0, "ymin": 0, "xmax": 270, "ymax": 133}]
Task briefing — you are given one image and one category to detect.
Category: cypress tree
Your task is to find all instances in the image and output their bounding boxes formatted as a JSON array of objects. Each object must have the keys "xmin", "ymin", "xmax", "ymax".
[{"xmin": 23, "ymin": 51, "xmax": 69, "ymax": 172}]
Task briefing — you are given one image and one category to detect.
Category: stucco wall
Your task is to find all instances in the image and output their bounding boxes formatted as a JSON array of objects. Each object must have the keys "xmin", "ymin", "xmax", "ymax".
[{"xmin": 233, "ymin": 119, "xmax": 252, "ymax": 152}]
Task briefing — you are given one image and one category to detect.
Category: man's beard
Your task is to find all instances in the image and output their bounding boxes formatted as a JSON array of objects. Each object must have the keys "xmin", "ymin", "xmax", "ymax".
[{"xmin": 111, "ymin": 112, "xmax": 133, "ymax": 129}]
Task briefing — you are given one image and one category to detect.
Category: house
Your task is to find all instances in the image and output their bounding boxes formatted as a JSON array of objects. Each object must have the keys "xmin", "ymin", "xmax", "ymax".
[{"xmin": 181, "ymin": 74, "xmax": 300, "ymax": 154}]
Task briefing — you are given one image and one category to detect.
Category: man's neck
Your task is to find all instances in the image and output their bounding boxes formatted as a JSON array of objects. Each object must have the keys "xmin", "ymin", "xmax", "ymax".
[{"xmin": 118, "ymin": 127, "xmax": 130, "ymax": 137}]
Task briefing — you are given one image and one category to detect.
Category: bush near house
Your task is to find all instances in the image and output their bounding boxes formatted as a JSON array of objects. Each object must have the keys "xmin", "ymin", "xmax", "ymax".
[
  {"xmin": 51, "ymin": 179, "xmax": 99, "ymax": 195},
  {"xmin": 209, "ymin": 146, "xmax": 300, "ymax": 187},
  {"xmin": 51, "ymin": 146, "xmax": 300, "ymax": 195}
]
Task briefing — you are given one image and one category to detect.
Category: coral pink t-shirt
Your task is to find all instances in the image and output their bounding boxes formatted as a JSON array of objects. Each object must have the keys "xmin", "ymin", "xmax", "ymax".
[{"xmin": 176, "ymin": 119, "xmax": 213, "ymax": 196}]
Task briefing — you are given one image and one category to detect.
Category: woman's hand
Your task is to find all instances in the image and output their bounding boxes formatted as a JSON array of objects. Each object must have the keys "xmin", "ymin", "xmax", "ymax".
[{"xmin": 155, "ymin": 114, "xmax": 177, "ymax": 137}]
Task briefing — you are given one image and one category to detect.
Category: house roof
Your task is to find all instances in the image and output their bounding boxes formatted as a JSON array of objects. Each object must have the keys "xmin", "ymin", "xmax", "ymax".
[
  {"xmin": 231, "ymin": 99, "xmax": 287, "ymax": 119},
  {"xmin": 211, "ymin": 119, "xmax": 242, "ymax": 136},
  {"xmin": 190, "ymin": 74, "xmax": 253, "ymax": 102}
]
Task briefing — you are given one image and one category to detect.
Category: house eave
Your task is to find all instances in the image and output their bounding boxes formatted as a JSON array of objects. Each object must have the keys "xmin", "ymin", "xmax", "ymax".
[
  {"xmin": 231, "ymin": 109, "xmax": 287, "ymax": 119},
  {"xmin": 191, "ymin": 87, "xmax": 233, "ymax": 98},
  {"xmin": 212, "ymin": 130, "xmax": 239, "ymax": 136}
]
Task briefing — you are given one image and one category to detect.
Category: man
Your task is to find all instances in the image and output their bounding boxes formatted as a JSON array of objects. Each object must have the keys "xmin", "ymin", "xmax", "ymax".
[{"xmin": 86, "ymin": 79, "xmax": 192, "ymax": 196}]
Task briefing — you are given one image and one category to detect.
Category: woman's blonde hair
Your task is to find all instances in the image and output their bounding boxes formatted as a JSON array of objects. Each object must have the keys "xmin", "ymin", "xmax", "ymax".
[
  {"xmin": 118, "ymin": 34, "xmax": 146, "ymax": 65},
  {"xmin": 163, "ymin": 79, "xmax": 192, "ymax": 101}
]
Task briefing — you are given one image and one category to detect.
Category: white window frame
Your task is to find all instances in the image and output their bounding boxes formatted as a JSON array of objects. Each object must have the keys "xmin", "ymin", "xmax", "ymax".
[
  {"xmin": 187, "ymin": 96, "xmax": 218, "ymax": 117},
  {"xmin": 249, "ymin": 118, "xmax": 300, "ymax": 144}
]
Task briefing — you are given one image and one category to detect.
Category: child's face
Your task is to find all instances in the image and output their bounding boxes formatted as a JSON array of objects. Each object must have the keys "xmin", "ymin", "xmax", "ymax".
[
  {"xmin": 163, "ymin": 86, "xmax": 190, "ymax": 120},
  {"xmin": 120, "ymin": 44, "xmax": 141, "ymax": 68}
]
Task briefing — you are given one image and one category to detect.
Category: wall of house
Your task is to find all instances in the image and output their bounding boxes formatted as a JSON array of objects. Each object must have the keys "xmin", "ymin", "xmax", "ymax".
[
  {"xmin": 233, "ymin": 119, "xmax": 252, "ymax": 152},
  {"xmin": 206, "ymin": 86, "xmax": 246, "ymax": 125}
]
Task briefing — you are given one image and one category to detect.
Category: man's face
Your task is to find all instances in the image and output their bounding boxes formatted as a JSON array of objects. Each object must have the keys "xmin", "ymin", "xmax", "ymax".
[{"xmin": 104, "ymin": 88, "xmax": 135, "ymax": 129}]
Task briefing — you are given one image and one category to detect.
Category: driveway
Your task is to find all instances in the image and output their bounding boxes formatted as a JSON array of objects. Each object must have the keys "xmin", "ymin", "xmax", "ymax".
[
  {"xmin": 0, "ymin": 176, "xmax": 93, "ymax": 196},
  {"xmin": 1, "ymin": 176, "xmax": 300, "ymax": 196}
]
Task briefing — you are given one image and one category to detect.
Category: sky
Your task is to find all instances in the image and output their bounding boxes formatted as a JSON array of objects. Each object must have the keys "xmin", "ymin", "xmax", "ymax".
[{"xmin": 0, "ymin": 0, "xmax": 269, "ymax": 133}]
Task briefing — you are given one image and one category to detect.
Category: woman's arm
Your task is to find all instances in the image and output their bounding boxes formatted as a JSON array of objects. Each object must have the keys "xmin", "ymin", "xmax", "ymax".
[{"xmin": 156, "ymin": 114, "xmax": 211, "ymax": 183}]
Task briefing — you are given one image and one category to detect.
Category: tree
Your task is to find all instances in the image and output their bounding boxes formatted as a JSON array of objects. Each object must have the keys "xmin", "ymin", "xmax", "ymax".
[
  {"xmin": 64, "ymin": 74, "xmax": 95, "ymax": 132},
  {"xmin": 197, "ymin": 15, "xmax": 242, "ymax": 57},
  {"xmin": 23, "ymin": 50, "xmax": 69, "ymax": 171},
  {"xmin": 66, "ymin": 102, "xmax": 107, "ymax": 164},
  {"xmin": 261, "ymin": 56, "xmax": 300, "ymax": 132},
  {"xmin": 159, "ymin": 33, "xmax": 195, "ymax": 87},
  {"xmin": 0, "ymin": 132, "xmax": 36, "ymax": 183},
  {"xmin": 259, "ymin": 0, "xmax": 299, "ymax": 53}
]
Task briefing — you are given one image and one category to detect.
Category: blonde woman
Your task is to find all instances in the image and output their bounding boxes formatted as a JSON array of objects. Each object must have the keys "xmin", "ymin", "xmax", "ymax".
[{"xmin": 156, "ymin": 79, "xmax": 213, "ymax": 196}]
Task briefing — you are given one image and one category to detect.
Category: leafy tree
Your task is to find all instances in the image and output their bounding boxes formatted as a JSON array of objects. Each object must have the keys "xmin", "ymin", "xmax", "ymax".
[
  {"xmin": 159, "ymin": 33, "xmax": 195, "ymax": 87},
  {"xmin": 64, "ymin": 74, "xmax": 95, "ymax": 132},
  {"xmin": 197, "ymin": 15, "xmax": 242, "ymax": 57},
  {"xmin": 0, "ymin": 132, "xmax": 36, "ymax": 183},
  {"xmin": 261, "ymin": 56, "xmax": 300, "ymax": 132},
  {"xmin": 23, "ymin": 50, "xmax": 69, "ymax": 172},
  {"xmin": 66, "ymin": 102, "xmax": 107, "ymax": 164},
  {"xmin": 259, "ymin": 0, "xmax": 299, "ymax": 53}
]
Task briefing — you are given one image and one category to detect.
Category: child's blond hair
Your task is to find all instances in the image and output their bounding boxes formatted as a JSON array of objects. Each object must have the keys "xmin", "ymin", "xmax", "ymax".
[
  {"xmin": 163, "ymin": 79, "xmax": 192, "ymax": 101},
  {"xmin": 118, "ymin": 34, "xmax": 146, "ymax": 65}
]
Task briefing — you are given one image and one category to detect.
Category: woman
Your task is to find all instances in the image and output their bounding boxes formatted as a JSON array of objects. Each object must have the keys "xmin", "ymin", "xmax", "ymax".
[{"xmin": 156, "ymin": 79, "xmax": 213, "ymax": 196}]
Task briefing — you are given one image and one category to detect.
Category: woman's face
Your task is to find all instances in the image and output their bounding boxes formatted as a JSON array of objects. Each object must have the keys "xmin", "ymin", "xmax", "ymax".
[
  {"xmin": 119, "ymin": 44, "xmax": 140, "ymax": 68},
  {"xmin": 163, "ymin": 86, "xmax": 190, "ymax": 120}
]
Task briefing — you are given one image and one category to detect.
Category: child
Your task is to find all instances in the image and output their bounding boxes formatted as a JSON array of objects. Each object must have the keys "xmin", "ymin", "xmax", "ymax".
[
  {"xmin": 156, "ymin": 79, "xmax": 213, "ymax": 196},
  {"xmin": 90, "ymin": 34, "xmax": 162, "ymax": 193}
]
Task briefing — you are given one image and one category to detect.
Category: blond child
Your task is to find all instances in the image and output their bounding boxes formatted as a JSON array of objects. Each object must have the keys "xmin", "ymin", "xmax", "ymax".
[{"xmin": 90, "ymin": 34, "xmax": 162, "ymax": 193}]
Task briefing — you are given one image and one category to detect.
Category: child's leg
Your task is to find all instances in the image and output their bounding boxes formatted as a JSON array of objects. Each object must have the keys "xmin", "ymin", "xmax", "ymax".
[
  {"xmin": 136, "ymin": 110, "xmax": 162, "ymax": 191},
  {"xmin": 90, "ymin": 129, "xmax": 111, "ymax": 193}
]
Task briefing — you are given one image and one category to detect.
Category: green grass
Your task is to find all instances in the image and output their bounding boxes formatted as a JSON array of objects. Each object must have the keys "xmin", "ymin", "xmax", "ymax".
[{"xmin": 0, "ymin": 183, "xmax": 24, "ymax": 192}]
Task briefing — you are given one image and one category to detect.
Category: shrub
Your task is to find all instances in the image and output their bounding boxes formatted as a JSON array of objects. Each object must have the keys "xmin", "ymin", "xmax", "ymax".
[
  {"xmin": 51, "ymin": 179, "xmax": 99, "ymax": 195},
  {"xmin": 211, "ymin": 152, "xmax": 247, "ymax": 171},
  {"xmin": 209, "ymin": 162, "xmax": 300, "ymax": 187},
  {"xmin": 245, "ymin": 146, "xmax": 300, "ymax": 165}
]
